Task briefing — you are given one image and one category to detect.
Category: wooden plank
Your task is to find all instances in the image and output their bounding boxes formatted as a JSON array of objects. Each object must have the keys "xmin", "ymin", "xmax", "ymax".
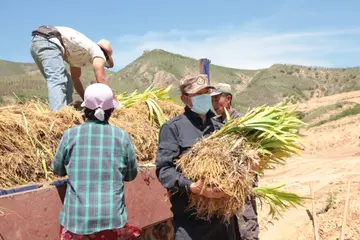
[
  {"xmin": 340, "ymin": 180, "xmax": 352, "ymax": 240},
  {"xmin": 310, "ymin": 181, "xmax": 319, "ymax": 240}
]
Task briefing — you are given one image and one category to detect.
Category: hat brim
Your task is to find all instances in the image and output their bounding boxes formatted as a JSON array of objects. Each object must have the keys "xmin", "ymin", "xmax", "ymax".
[
  {"xmin": 186, "ymin": 86, "xmax": 215, "ymax": 95},
  {"xmin": 210, "ymin": 91, "xmax": 233, "ymax": 97},
  {"xmin": 105, "ymin": 56, "xmax": 114, "ymax": 68},
  {"xmin": 113, "ymin": 99, "xmax": 120, "ymax": 109},
  {"xmin": 81, "ymin": 99, "xmax": 119, "ymax": 110},
  {"xmin": 210, "ymin": 90, "xmax": 222, "ymax": 96},
  {"xmin": 98, "ymin": 43, "xmax": 114, "ymax": 68}
]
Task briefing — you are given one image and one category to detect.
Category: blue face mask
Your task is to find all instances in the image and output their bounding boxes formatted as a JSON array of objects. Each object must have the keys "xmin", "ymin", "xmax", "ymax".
[{"xmin": 191, "ymin": 94, "xmax": 211, "ymax": 114}]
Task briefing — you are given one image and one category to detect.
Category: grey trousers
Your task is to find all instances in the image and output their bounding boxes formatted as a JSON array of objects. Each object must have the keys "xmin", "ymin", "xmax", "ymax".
[{"xmin": 237, "ymin": 196, "xmax": 259, "ymax": 240}]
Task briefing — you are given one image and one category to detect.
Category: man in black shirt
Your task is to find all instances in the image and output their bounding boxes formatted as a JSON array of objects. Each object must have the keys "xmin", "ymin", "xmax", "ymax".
[
  {"xmin": 155, "ymin": 74, "xmax": 240, "ymax": 240},
  {"xmin": 211, "ymin": 83, "xmax": 259, "ymax": 240}
]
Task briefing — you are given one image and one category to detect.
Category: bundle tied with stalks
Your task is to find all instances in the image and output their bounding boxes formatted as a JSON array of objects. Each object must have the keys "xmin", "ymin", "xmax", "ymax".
[
  {"xmin": 176, "ymin": 98, "xmax": 309, "ymax": 223},
  {"xmin": 0, "ymin": 85, "xmax": 182, "ymax": 188}
]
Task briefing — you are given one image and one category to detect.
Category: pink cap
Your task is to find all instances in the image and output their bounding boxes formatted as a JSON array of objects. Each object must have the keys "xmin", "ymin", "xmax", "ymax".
[{"xmin": 81, "ymin": 83, "xmax": 119, "ymax": 111}]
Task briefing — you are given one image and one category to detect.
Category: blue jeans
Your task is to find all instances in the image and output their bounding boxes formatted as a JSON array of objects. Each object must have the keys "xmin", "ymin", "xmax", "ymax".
[{"xmin": 30, "ymin": 35, "xmax": 73, "ymax": 111}]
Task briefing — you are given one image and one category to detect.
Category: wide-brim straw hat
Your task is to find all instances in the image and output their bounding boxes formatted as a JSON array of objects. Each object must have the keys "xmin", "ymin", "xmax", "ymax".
[{"xmin": 97, "ymin": 39, "xmax": 114, "ymax": 68}]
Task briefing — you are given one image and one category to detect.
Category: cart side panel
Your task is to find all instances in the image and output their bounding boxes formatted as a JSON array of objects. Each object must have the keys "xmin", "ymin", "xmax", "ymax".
[
  {"xmin": 125, "ymin": 168, "xmax": 173, "ymax": 227},
  {"xmin": 0, "ymin": 168, "xmax": 172, "ymax": 240}
]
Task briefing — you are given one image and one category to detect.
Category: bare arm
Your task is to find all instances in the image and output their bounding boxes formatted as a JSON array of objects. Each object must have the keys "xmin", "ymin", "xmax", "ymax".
[
  {"xmin": 70, "ymin": 67, "xmax": 85, "ymax": 100},
  {"xmin": 93, "ymin": 57, "xmax": 111, "ymax": 86}
]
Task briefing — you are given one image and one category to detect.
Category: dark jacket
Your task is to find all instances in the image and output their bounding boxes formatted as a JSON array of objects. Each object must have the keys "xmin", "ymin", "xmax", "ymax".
[
  {"xmin": 155, "ymin": 106, "xmax": 239, "ymax": 240},
  {"xmin": 155, "ymin": 106, "xmax": 221, "ymax": 216}
]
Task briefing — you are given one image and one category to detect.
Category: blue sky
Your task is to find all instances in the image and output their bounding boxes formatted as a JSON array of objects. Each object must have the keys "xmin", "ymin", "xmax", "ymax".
[{"xmin": 1, "ymin": 0, "xmax": 359, "ymax": 71}]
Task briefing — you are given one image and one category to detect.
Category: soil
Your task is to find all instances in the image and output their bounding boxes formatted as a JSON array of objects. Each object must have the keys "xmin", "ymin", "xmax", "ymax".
[
  {"xmin": 259, "ymin": 91, "xmax": 360, "ymax": 240},
  {"xmin": 297, "ymin": 90, "xmax": 360, "ymax": 112}
]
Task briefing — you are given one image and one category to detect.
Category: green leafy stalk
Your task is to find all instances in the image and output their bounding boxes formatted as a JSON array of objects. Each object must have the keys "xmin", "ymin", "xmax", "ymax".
[
  {"xmin": 209, "ymin": 98, "xmax": 305, "ymax": 169},
  {"xmin": 116, "ymin": 84, "xmax": 176, "ymax": 126},
  {"xmin": 253, "ymin": 184, "xmax": 311, "ymax": 218}
]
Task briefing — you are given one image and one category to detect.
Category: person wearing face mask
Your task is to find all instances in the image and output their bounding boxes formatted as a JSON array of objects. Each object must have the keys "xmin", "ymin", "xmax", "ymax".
[
  {"xmin": 211, "ymin": 83, "xmax": 259, "ymax": 240},
  {"xmin": 155, "ymin": 74, "xmax": 240, "ymax": 240}
]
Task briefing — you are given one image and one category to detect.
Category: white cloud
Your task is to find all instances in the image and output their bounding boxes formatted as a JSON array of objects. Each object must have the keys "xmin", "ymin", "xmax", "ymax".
[{"xmin": 112, "ymin": 27, "xmax": 360, "ymax": 71}]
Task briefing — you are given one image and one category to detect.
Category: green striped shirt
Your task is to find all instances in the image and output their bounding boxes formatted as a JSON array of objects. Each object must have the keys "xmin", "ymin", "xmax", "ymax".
[{"xmin": 51, "ymin": 120, "xmax": 138, "ymax": 234}]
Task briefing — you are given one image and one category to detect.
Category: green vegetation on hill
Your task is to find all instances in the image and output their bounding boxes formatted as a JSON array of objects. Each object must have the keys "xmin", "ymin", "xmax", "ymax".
[
  {"xmin": 309, "ymin": 103, "xmax": 360, "ymax": 128},
  {"xmin": 0, "ymin": 60, "xmax": 39, "ymax": 76},
  {"xmin": 301, "ymin": 102, "xmax": 353, "ymax": 123},
  {"xmin": 0, "ymin": 60, "xmax": 113, "ymax": 99},
  {"xmin": 298, "ymin": 100, "xmax": 360, "ymax": 128},
  {"xmin": 234, "ymin": 64, "xmax": 360, "ymax": 110},
  {"xmin": 107, "ymin": 51, "xmax": 360, "ymax": 111},
  {"xmin": 1, "ymin": 50, "xmax": 360, "ymax": 111},
  {"xmin": 109, "ymin": 49, "xmax": 259, "ymax": 93}
]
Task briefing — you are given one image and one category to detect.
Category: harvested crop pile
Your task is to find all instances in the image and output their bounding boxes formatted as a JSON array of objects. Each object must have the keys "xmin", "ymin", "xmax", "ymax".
[
  {"xmin": 111, "ymin": 100, "xmax": 182, "ymax": 163},
  {"xmin": 0, "ymin": 86, "xmax": 182, "ymax": 188},
  {"xmin": 0, "ymin": 103, "xmax": 82, "ymax": 188},
  {"xmin": 176, "ymin": 99, "xmax": 308, "ymax": 222}
]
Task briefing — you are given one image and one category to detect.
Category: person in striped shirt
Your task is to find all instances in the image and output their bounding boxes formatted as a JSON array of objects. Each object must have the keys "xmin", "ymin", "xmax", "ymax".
[{"xmin": 51, "ymin": 83, "xmax": 141, "ymax": 240}]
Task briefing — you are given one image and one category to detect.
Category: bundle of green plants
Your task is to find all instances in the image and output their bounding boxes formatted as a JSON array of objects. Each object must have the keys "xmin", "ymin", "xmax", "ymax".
[{"xmin": 176, "ymin": 99, "xmax": 308, "ymax": 222}]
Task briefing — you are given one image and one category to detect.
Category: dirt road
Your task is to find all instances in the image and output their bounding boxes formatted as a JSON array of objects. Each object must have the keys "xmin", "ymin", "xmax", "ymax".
[{"xmin": 258, "ymin": 93, "xmax": 360, "ymax": 240}]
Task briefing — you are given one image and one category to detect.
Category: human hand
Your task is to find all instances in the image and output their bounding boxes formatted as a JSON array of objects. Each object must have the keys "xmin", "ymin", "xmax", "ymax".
[
  {"xmin": 247, "ymin": 150, "xmax": 261, "ymax": 172},
  {"xmin": 251, "ymin": 158, "xmax": 261, "ymax": 172},
  {"xmin": 201, "ymin": 186, "xmax": 227, "ymax": 199},
  {"xmin": 190, "ymin": 179, "xmax": 204, "ymax": 194},
  {"xmin": 190, "ymin": 179, "xmax": 227, "ymax": 199},
  {"xmin": 71, "ymin": 100, "xmax": 84, "ymax": 111}
]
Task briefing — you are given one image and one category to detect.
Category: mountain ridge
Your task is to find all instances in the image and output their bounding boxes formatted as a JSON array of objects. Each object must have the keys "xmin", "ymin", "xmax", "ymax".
[{"xmin": 1, "ymin": 49, "xmax": 360, "ymax": 111}]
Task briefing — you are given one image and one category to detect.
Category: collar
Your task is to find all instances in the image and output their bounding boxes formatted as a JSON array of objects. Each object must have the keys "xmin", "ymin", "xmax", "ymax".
[
  {"xmin": 184, "ymin": 106, "xmax": 216, "ymax": 127},
  {"xmin": 230, "ymin": 108, "xmax": 238, "ymax": 118},
  {"xmin": 85, "ymin": 119, "xmax": 109, "ymax": 125}
]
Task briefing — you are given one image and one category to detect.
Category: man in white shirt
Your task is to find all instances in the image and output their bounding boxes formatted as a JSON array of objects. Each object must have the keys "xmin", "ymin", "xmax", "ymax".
[{"xmin": 30, "ymin": 25, "xmax": 115, "ymax": 111}]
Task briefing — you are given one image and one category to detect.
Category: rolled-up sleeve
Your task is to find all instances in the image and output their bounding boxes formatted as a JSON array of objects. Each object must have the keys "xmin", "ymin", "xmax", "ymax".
[
  {"xmin": 124, "ymin": 133, "xmax": 138, "ymax": 182},
  {"xmin": 155, "ymin": 123, "xmax": 193, "ymax": 194},
  {"xmin": 51, "ymin": 130, "xmax": 69, "ymax": 177}
]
